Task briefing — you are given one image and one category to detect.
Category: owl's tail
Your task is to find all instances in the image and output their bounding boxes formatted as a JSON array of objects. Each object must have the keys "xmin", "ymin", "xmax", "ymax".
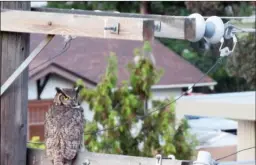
[
  {"xmin": 53, "ymin": 152, "xmax": 64, "ymax": 165},
  {"xmin": 52, "ymin": 156, "xmax": 73, "ymax": 165},
  {"xmin": 53, "ymin": 160, "xmax": 64, "ymax": 165},
  {"xmin": 64, "ymin": 160, "xmax": 73, "ymax": 165},
  {"xmin": 53, "ymin": 159, "xmax": 72, "ymax": 165}
]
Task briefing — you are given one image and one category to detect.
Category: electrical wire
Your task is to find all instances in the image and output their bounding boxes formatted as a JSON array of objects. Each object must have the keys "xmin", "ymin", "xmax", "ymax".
[
  {"xmin": 27, "ymin": 38, "xmax": 72, "ymax": 145},
  {"xmin": 216, "ymin": 146, "xmax": 256, "ymax": 161},
  {"xmin": 146, "ymin": 57, "xmax": 222, "ymax": 116},
  {"xmin": 31, "ymin": 7, "xmax": 256, "ymax": 34},
  {"xmin": 29, "ymin": 38, "xmax": 72, "ymax": 72},
  {"xmin": 32, "ymin": 7, "xmax": 256, "ymax": 20},
  {"xmin": 83, "ymin": 56, "xmax": 224, "ymax": 136}
]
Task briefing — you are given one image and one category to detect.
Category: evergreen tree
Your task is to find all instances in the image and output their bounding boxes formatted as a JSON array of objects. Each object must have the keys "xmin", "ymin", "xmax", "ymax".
[{"xmin": 76, "ymin": 43, "xmax": 198, "ymax": 159}]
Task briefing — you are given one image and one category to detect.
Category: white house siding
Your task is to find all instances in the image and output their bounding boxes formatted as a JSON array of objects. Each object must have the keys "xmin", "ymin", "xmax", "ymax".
[
  {"xmin": 28, "ymin": 75, "xmax": 183, "ymax": 121},
  {"xmin": 148, "ymin": 88, "xmax": 182, "ymax": 109},
  {"xmin": 237, "ymin": 120, "xmax": 256, "ymax": 161},
  {"xmin": 28, "ymin": 76, "xmax": 74, "ymax": 100},
  {"xmin": 28, "ymin": 75, "xmax": 94, "ymax": 120},
  {"xmin": 28, "ymin": 80, "xmax": 38, "ymax": 100}
]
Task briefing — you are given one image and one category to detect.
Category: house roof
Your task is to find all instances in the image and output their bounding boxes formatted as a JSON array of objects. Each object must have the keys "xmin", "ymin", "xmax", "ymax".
[
  {"xmin": 176, "ymin": 91, "xmax": 256, "ymax": 121},
  {"xmin": 29, "ymin": 34, "xmax": 216, "ymax": 87},
  {"xmin": 187, "ymin": 117, "xmax": 238, "ymax": 148},
  {"xmin": 188, "ymin": 117, "xmax": 238, "ymax": 131},
  {"xmin": 189, "ymin": 128, "xmax": 237, "ymax": 148}
]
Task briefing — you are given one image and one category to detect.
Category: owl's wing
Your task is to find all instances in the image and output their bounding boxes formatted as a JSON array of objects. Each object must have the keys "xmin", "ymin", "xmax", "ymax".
[
  {"xmin": 44, "ymin": 106, "xmax": 59, "ymax": 160},
  {"xmin": 44, "ymin": 111, "xmax": 49, "ymax": 139},
  {"xmin": 60, "ymin": 106, "xmax": 85, "ymax": 160}
]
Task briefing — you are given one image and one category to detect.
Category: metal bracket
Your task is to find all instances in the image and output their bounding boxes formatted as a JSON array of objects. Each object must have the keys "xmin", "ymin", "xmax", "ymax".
[
  {"xmin": 217, "ymin": 22, "xmax": 238, "ymax": 57},
  {"xmin": 0, "ymin": 34, "xmax": 54, "ymax": 96},
  {"xmin": 104, "ymin": 22, "xmax": 120, "ymax": 34},
  {"xmin": 155, "ymin": 154, "xmax": 175, "ymax": 165},
  {"xmin": 154, "ymin": 21, "xmax": 162, "ymax": 32},
  {"xmin": 219, "ymin": 35, "xmax": 237, "ymax": 57},
  {"xmin": 167, "ymin": 155, "xmax": 176, "ymax": 160},
  {"xmin": 156, "ymin": 154, "xmax": 162, "ymax": 165},
  {"xmin": 224, "ymin": 22, "xmax": 235, "ymax": 40}
]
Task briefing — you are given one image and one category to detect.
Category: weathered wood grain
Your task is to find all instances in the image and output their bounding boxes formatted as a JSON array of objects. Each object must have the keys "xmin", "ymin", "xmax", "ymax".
[
  {"xmin": 1, "ymin": 9, "xmax": 154, "ymax": 41},
  {"xmin": 31, "ymin": 7, "xmax": 197, "ymax": 40},
  {"xmin": 0, "ymin": 35, "xmax": 54, "ymax": 96},
  {"xmin": 0, "ymin": 2, "xmax": 30, "ymax": 165},
  {"xmin": 27, "ymin": 148, "xmax": 192, "ymax": 165}
]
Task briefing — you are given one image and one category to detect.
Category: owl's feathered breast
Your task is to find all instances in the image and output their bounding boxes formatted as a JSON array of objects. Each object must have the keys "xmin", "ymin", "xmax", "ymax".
[{"xmin": 45, "ymin": 105, "xmax": 85, "ymax": 161}]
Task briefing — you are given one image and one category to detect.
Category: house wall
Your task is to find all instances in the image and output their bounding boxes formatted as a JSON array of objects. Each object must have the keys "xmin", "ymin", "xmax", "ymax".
[
  {"xmin": 237, "ymin": 120, "xmax": 256, "ymax": 161},
  {"xmin": 28, "ymin": 75, "xmax": 95, "ymax": 121},
  {"xmin": 151, "ymin": 88, "xmax": 182, "ymax": 100},
  {"xmin": 148, "ymin": 88, "xmax": 183, "ymax": 109},
  {"xmin": 28, "ymin": 75, "xmax": 183, "ymax": 121},
  {"xmin": 28, "ymin": 75, "xmax": 75, "ymax": 100},
  {"xmin": 28, "ymin": 80, "xmax": 38, "ymax": 100},
  {"xmin": 196, "ymin": 145, "xmax": 237, "ymax": 161}
]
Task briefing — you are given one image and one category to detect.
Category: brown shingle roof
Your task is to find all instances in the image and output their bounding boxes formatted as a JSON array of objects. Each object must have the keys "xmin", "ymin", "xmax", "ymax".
[{"xmin": 29, "ymin": 34, "xmax": 215, "ymax": 86}]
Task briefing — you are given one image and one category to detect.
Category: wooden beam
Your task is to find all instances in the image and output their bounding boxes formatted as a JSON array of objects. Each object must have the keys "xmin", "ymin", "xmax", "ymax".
[
  {"xmin": 0, "ymin": 2, "xmax": 30, "ymax": 165},
  {"xmin": 0, "ymin": 35, "xmax": 54, "ymax": 96},
  {"xmin": 27, "ymin": 148, "xmax": 192, "ymax": 165},
  {"xmin": 1, "ymin": 9, "xmax": 155, "ymax": 41},
  {"xmin": 31, "ymin": 7, "xmax": 196, "ymax": 40}
]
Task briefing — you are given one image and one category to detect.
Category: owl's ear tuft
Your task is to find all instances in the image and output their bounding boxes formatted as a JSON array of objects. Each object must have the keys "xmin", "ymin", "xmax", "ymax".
[
  {"xmin": 74, "ymin": 85, "xmax": 83, "ymax": 93},
  {"xmin": 55, "ymin": 87, "xmax": 62, "ymax": 93}
]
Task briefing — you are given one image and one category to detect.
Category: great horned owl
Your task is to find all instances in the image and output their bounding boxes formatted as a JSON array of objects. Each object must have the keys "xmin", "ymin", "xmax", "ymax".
[{"xmin": 44, "ymin": 86, "xmax": 85, "ymax": 165}]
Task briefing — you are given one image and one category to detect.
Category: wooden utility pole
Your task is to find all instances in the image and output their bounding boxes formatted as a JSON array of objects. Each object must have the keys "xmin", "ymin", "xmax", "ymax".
[
  {"xmin": 0, "ymin": 2, "xmax": 30, "ymax": 165},
  {"xmin": 140, "ymin": 1, "xmax": 151, "ymax": 14}
]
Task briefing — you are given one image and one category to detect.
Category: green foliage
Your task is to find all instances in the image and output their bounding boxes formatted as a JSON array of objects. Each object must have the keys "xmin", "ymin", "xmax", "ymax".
[
  {"xmin": 128, "ymin": 42, "xmax": 163, "ymax": 101},
  {"xmin": 47, "ymin": 1, "xmax": 141, "ymax": 13},
  {"xmin": 47, "ymin": 1, "xmax": 254, "ymax": 92},
  {"xmin": 76, "ymin": 43, "xmax": 197, "ymax": 159},
  {"xmin": 225, "ymin": 34, "xmax": 256, "ymax": 90},
  {"xmin": 157, "ymin": 2, "xmax": 254, "ymax": 93},
  {"xmin": 185, "ymin": 1, "xmax": 253, "ymax": 16},
  {"xmin": 159, "ymin": 37, "xmax": 254, "ymax": 93},
  {"xmin": 27, "ymin": 136, "xmax": 45, "ymax": 150},
  {"xmin": 173, "ymin": 118, "xmax": 198, "ymax": 159}
]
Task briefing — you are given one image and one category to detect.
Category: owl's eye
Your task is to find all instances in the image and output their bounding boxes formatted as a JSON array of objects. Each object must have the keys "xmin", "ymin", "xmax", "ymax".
[{"xmin": 59, "ymin": 95, "xmax": 69, "ymax": 101}]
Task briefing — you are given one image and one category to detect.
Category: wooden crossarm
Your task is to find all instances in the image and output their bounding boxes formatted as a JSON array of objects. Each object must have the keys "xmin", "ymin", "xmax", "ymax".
[{"xmin": 1, "ymin": 9, "xmax": 155, "ymax": 41}]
